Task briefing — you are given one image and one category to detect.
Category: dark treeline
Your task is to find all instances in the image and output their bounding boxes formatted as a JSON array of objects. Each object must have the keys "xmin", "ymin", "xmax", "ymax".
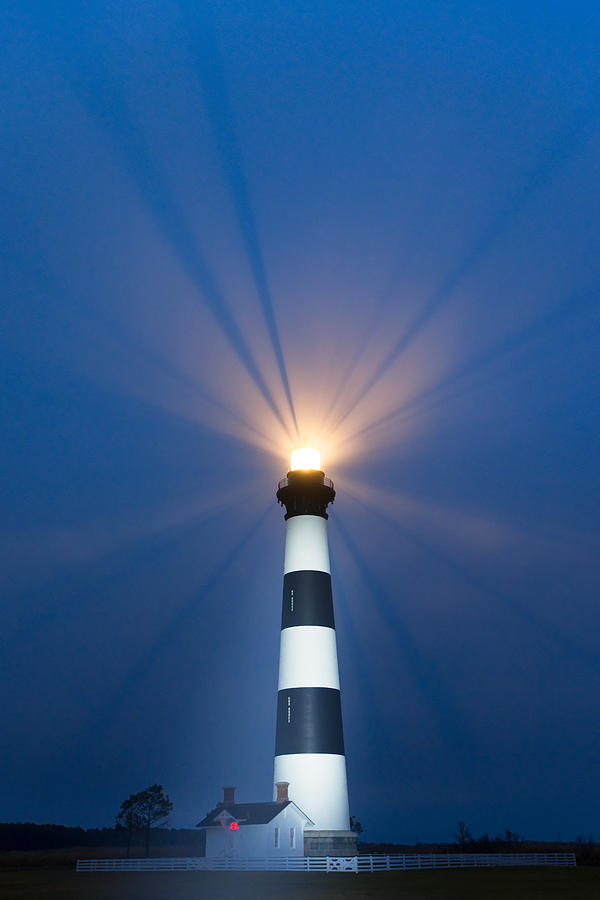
[
  {"xmin": 0, "ymin": 823, "xmax": 202, "ymax": 852},
  {"xmin": 2, "ymin": 822, "xmax": 597, "ymax": 866},
  {"xmin": 358, "ymin": 834, "xmax": 599, "ymax": 866}
]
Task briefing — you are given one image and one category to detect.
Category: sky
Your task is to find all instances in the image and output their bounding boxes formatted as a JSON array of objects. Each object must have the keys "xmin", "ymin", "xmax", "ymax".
[{"xmin": 1, "ymin": 0, "xmax": 599, "ymax": 844}]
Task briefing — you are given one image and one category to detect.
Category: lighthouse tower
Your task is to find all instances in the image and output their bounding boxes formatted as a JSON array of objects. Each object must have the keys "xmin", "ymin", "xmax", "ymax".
[{"xmin": 273, "ymin": 448, "xmax": 356, "ymax": 856}]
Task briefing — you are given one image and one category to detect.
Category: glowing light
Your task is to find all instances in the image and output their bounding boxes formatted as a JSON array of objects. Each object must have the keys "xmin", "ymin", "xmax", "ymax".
[
  {"xmin": 230, "ymin": 821, "xmax": 239, "ymax": 830},
  {"xmin": 290, "ymin": 447, "xmax": 321, "ymax": 471}
]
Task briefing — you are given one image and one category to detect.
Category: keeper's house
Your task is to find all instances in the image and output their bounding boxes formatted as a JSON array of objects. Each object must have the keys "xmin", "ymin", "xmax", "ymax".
[{"xmin": 198, "ymin": 784, "xmax": 314, "ymax": 858}]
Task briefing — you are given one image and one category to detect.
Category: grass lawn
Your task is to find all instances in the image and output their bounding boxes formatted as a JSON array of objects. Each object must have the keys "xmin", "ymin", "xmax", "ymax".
[{"xmin": 0, "ymin": 867, "xmax": 598, "ymax": 899}]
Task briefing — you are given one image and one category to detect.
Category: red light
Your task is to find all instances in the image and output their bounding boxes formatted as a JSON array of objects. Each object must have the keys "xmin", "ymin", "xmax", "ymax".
[{"xmin": 230, "ymin": 822, "xmax": 239, "ymax": 830}]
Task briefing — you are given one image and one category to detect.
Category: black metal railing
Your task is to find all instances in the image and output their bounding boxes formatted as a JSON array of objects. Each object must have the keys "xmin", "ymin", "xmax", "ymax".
[{"xmin": 278, "ymin": 474, "xmax": 334, "ymax": 492}]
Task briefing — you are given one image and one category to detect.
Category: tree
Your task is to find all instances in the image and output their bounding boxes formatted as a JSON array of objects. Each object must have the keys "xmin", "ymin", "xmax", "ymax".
[
  {"xmin": 503, "ymin": 829, "xmax": 522, "ymax": 848},
  {"xmin": 115, "ymin": 803, "xmax": 144, "ymax": 859},
  {"xmin": 116, "ymin": 784, "xmax": 173, "ymax": 858},
  {"xmin": 350, "ymin": 815, "xmax": 363, "ymax": 835},
  {"xmin": 454, "ymin": 821, "xmax": 473, "ymax": 850}
]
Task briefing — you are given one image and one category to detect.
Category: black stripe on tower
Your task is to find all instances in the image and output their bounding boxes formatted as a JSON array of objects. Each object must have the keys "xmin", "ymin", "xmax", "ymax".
[
  {"xmin": 281, "ymin": 571, "xmax": 335, "ymax": 629},
  {"xmin": 275, "ymin": 687, "xmax": 345, "ymax": 755}
]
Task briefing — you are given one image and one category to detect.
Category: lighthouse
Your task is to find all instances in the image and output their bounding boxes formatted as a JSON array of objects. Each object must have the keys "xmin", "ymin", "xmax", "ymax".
[{"xmin": 273, "ymin": 448, "xmax": 357, "ymax": 856}]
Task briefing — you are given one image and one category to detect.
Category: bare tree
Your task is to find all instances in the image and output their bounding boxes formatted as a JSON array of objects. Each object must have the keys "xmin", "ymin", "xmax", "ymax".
[{"xmin": 454, "ymin": 821, "xmax": 473, "ymax": 850}]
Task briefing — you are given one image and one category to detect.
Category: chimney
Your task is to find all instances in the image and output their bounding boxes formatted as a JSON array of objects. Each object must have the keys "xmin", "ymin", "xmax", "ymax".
[
  {"xmin": 275, "ymin": 781, "xmax": 289, "ymax": 803},
  {"xmin": 223, "ymin": 786, "xmax": 235, "ymax": 807}
]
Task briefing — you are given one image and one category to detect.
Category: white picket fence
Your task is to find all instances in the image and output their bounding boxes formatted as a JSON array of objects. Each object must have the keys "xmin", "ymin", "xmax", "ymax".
[{"xmin": 77, "ymin": 852, "xmax": 576, "ymax": 872}]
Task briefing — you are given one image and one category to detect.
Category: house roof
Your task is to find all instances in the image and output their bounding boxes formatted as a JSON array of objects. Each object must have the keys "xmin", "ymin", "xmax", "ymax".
[{"xmin": 198, "ymin": 801, "xmax": 313, "ymax": 828}]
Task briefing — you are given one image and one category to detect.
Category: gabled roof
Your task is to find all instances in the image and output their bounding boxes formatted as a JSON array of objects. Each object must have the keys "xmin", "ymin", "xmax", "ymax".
[{"xmin": 197, "ymin": 801, "xmax": 313, "ymax": 828}]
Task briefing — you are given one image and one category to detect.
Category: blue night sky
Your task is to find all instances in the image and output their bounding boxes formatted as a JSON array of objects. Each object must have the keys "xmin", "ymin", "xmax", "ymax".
[{"xmin": 1, "ymin": 1, "xmax": 599, "ymax": 843}]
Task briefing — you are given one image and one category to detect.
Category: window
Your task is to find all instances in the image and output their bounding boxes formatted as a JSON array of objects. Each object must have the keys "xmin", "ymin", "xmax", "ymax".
[
  {"xmin": 290, "ymin": 827, "xmax": 295, "ymax": 849},
  {"xmin": 274, "ymin": 827, "xmax": 280, "ymax": 848}
]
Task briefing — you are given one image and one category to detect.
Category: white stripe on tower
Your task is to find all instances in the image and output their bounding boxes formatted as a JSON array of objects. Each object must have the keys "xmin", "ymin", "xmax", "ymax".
[
  {"xmin": 284, "ymin": 516, "xmax": 330, "ymax": 574},
  {"xmin": 274, "ymin": 464, "xmax": 350, "ymax": 832},
  {"xmin": 278, "ymin": 627, "xmax": 340, "ymax": 690}
]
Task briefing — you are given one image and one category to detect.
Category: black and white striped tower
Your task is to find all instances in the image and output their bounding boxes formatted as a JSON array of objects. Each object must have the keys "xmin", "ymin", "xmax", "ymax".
[{"xmin": 274, "ymin": 448, "xmax": 356, "ymax": 855}]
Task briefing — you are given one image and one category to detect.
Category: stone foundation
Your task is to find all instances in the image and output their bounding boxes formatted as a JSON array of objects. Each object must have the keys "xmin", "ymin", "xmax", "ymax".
[{"xmin": 303, "ymin": 830, "xmax": 358, "ymax": 856}]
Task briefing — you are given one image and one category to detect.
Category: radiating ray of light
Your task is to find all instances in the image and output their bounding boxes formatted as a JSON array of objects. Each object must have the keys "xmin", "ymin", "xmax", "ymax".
[
  {"xmin": 9, "ymin": 255, "xmax": 281, "ymax": 458},
  {"xmin": 5, "ymin": 484, "xmax": 261, "ymax": 641},
  {"xmin": 321, "ymin": 100, "xmax": 599, "ymax": 443},
  {"xmin": 340, "ymin": 477, "xmax": 597, "ymax": 665},
  {"xmin": 329, "ymin": 290, "xmax": 599, "ymax": 464},
  {"xmin": 330, "ymin": 515, "xmax": 475, "ymax": 753},
  {"xmin": 6, "ymin": 232, "xmax": 293, "ymax": 466},
  {"xmin": 330, "ymin": 557, "xmax": 406, "ymax": 752},
  {"xmin": 68, "ymin": 298, "xmax": 282, "ymax": 459},
  {"xmin": 338, "ymin": 285, "xmax": 600, "ymax": 450},
  {"xmin": 339, "ymin": 476, "xmax": 600, "ymax": 566},
  {"xmin": 22, "ymin": 6, "xmax": 591, "ymax": 479},
  {"xmin": 339, "ymin": 477, "xmax": 512, "ymax": 554},
  {"xmin": 266, "ymin": 312, "xmax": 449, "ymax": 472},
  {"xmin": 84, "ymin": 502, "xmax": 273, "ymax": 734},
  {"xmin": 178, "ymin": 0, "xmax": 300, "ymax": 441},
  {"xmin": 38, "ymin": 14, "xmax": 292, "ymax": 444},
  {"xmin": 10, "ymin": 9, "xmax": 600, "ymax": 487}
]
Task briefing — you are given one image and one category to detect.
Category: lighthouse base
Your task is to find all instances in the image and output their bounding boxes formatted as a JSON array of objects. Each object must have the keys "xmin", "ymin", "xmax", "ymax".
[{"xmin": 303, "ymin": 830, "xmax": 358, "ymax": 857}]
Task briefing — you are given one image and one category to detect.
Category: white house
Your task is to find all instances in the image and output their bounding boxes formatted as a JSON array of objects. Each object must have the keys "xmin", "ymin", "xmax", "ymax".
[{"xmin": 198, "ymin": 784, "xmax": 314, "ymax": 857}]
